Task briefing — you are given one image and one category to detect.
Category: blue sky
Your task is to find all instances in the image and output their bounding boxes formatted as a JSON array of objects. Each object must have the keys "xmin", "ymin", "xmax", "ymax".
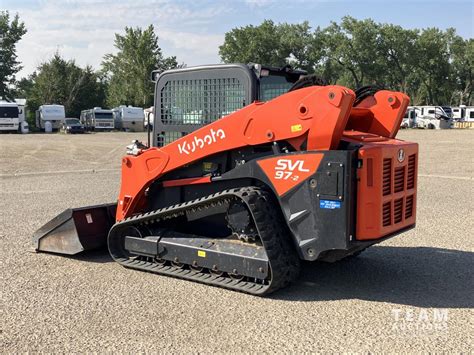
[{"xmin": 3, "ymin": 0, "xmax": 473, "ymax": 78}]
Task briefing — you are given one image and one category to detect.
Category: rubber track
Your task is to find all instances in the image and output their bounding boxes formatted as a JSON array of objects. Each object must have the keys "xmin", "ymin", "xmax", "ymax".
[{"xmin": 108, "ymin": 187, "xmax": 300, "ymax": 295}]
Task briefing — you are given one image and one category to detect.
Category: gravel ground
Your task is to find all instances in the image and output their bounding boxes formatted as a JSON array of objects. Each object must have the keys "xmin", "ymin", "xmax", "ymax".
[{"xmin": 1, "ymin": 130, "xmax": 472, "ymax": 353}]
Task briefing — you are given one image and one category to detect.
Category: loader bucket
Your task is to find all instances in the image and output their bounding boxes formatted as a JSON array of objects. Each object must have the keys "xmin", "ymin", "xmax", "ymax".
[{"xmin": 32, "ymin": 203, "xmax": 117, "ymax": 255}]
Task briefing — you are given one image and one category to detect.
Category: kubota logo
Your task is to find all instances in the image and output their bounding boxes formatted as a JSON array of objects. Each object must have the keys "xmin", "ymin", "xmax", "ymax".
[
  {"xmin": 275, "ymin": 159, "xmax": 310, "ymax": 181},
  {"xmin": 178, "ymin": 128, "xmax": 226, "ymax": 155}
]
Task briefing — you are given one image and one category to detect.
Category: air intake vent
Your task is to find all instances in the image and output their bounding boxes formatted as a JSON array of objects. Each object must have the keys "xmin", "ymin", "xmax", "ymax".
[
  {"xmin": 383, "ymin": 159, "xmax": 392, "ymax": 196},
  {"xmin": 405, "ymin": 195, "xmax": 414, "ymax": 218},
  {"xmin": 394, "ymin": 166, "xmax": 406, "ymax": 193},
  {"xmin": 383, "ymin": 202, "xmax": 391, "ymax": 226},
  {"xmin": 407, "ymin": 154, "xmax": 416, "ymax": 189},
  {"xmin": 394, "ymin": 198, "xmax": 403, "ymax": 223}
]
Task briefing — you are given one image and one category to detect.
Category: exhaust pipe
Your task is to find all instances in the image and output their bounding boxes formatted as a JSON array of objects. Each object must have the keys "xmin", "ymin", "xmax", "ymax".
[{"xmin": 32, "ymin": 203, "xmax": 117, "ymax": 255}]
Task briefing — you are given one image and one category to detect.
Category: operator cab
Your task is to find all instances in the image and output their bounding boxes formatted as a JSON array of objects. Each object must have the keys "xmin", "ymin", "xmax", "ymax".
[{"xmin": 151, "ymin": 64, "xmax": 306, "ymax": 147}]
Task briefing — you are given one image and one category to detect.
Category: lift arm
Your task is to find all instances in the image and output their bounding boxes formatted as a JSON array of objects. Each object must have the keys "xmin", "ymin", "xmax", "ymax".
[{"xmin": 116, "ymin": 85, "xmax": 356, "ymax": 220}]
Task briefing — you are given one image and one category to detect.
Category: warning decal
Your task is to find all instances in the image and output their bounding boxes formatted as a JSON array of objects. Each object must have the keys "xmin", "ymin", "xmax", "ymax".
[{"xmin": 319, "ymin": 200, "xmax": 341, "ymax": 209}]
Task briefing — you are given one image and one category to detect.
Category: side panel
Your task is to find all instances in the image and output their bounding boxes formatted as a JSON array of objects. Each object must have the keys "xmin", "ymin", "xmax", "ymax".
[{"xmin": 219, "ymin": 150, "xmax": 357, "ymax": 261}]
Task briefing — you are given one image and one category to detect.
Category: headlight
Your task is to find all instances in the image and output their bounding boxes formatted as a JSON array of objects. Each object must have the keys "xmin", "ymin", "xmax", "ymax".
[{"xmin": 67, "ymin": 126, "xmax": 71, "ymax": 129}]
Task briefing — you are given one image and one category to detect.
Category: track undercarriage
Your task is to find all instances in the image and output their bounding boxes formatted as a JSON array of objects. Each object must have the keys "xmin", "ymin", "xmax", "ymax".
[{"xmin": 108, "ymin": 187, "xmax": 300, "ymax": 295}]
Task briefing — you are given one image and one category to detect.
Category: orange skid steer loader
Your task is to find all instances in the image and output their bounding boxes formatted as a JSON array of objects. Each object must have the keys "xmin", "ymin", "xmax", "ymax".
[{"xmin": 33, "ymin": 64, "xmax": 418, "ymax": 295}]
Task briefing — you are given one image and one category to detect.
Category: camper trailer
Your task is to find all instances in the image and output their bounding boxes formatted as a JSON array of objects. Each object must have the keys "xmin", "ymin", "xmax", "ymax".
[
  {"xmin": 80, "ymin": 107, "xmax": 114, "ymax": 131},
  {"xmin": 452, "ymin": 106, "xmax": 464, "ymax": 120},
  {"xmin": 0, "ymin": 101, "xmax": 20, "ymax": 132},
  {"xmin": 401, "ymin": 106, "xmax": 417, "ymax": 128},
  {"xmin": 452, "ymin": 106, "xmax": 474, "ymax": 121},
  {"xmin": 144, "ymin": 106, "xmax": 154, "ymax": 130},
  {"xmin": 113, "ymin": 106, "xmax": 144, "ymax": 132},
  {"xmin": 413, "ymin": 106, "xmax": 453, "ymax": 129},
  {"xmin": 36, "ymin": 105, "xmax": 66, "ymax": 131}
]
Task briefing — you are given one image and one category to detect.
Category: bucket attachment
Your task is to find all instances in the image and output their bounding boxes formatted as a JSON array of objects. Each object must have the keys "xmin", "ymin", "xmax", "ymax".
[{"xmin": 32, "ymin": 203, "xmax": 117, "ymax": 255}]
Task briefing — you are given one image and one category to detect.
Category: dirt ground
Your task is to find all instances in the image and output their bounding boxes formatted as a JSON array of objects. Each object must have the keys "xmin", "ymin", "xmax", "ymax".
[{"xmin": 1, "ymin": 130, "xmax": 472, "ymax": 352}]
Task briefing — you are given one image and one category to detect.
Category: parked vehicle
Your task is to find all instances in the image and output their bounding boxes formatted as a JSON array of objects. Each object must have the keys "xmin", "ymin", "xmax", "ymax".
[
  {"xmin": 401, "ymin": 107, "xmax": 416, "ymax": 128},
  {"xmin": 36, "ymin": 105, "xmax": 66, "ymax": 131},
  {"xmin": 80, "ymin": 107, "xmax": 114, "ymax": 131},
  {"xmin": 464, "ymin": 107, "xmax": 474, "ymax": 122},
  {"xmin": 0, "ymin": 101, "xmax": 20, "ymax": 132},
  {"xmin": 452, "ymin": 106, "xmax": 464, "ymax": 120},
  {"xmin": 144, "ymin": 106, "xmax": 154, "ymax": 130},
  {"xmin": 113, "ymin": 106, "xmax": 144, "ymax": 132},
  {"xmin": 441, "ymin": 106, "xmax": 453, "ymax": 118},
  {"xmin": 452, "ymin": 105, "xmax": 474, "ymax": 122},
  {"xmin": 412, "ymin": 106, "xmax": 453, "ymax": 129},
  {"xmin": 60, "ymin": 118, "xmax": 85, "ymax": 134}
]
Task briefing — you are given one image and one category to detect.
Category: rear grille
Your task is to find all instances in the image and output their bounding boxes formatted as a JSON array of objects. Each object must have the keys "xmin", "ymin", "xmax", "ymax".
[
  {"xmin": 383, "ymin": 158, "xmax": 392, "ymax": 196},
  {"xmin": 380, "ymin": 153, "xmax": 417, "ymax": 228},
  {"xmin": 407, "ymin": 154, "xmax": 416, "ymax": 189},
  {"xmin": 405, "ymin": 195, "xmax": 414, "ymax": 218},
  {"xmin": 383, "ymin": 202, "xmax": 391, "ymax": 226},
  {"xmin": 394, "ymin": 198, "xmax": 403, "ymax": 223},
  {"xmin": 394, "ymin": 167, "xmax": 406, "ymax": 193}
]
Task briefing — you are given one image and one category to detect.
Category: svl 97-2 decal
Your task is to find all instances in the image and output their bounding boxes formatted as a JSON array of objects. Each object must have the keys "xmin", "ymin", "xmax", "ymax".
[{"xmin": 257, "ymin": 153, "xmax": 323, "ymax": 196}]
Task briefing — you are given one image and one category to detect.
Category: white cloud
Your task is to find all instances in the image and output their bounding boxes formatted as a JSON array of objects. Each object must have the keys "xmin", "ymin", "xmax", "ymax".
[
  {"xmin": 10, "ymin": 0, "xmax": 230, "ymax": 78},
  {"xmin": 244, "ymin": 0, "xmax": 275, "ymax": 8}
]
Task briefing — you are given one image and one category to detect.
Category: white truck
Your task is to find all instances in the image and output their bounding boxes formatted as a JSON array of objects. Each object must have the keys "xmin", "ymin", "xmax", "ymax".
[
  {"xmin": 80, "ymin": 107, "xmax": 114, "ymax": 131},
  {"xmin": 113, "ymin": 106, "xmax": 144, "ymax": 132},
  {"xmin": 36, "ymin": 105, "xmax": 66, "ymax": 131},
  {"xmin": 0, "ymin": 101, "xmax": 21, "ymax": 132}
]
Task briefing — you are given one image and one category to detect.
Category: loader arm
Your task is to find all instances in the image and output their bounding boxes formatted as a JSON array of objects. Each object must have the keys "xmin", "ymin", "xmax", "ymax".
[{"xmin": 117, "ymin": 85, "xmax": 355, "ymax": 220}]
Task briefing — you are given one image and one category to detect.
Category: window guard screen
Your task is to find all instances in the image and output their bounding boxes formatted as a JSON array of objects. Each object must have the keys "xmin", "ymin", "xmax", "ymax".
[{"xmin": 160, "ymin": 78, "xmax": 245, "ymax": 126}]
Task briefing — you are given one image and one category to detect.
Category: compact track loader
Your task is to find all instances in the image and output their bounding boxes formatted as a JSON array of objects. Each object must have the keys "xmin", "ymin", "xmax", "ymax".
[{"xmin": 33, "ymin": 64, "xmax": 418, "ymax": 295}]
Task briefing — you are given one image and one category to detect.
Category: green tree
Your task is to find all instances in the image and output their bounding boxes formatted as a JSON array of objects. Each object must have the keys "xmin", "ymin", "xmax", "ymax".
[
  {"xmin": 376, "ymin": 24, "xmax": 418, "ymax": 93},
  {"xmin": 322, "ymin": 17, "xmax": 384, "ymax": 88},
  {"xmin": 412, "ymin": 28, "xmax": 452, "ymax": 104},
  {"xmin": 0, "ymin": 11, "xmax": 27, "ymax": 100},
  {"xmin": 447, "ymin": 32, "xmax": 473, "ymax": 105},
  {"xmin": 27, "ymin": 53, "xmax": 106, "ymax": 118},
  {"xmin": 102, "ymin": 25, "xmax": 178, "ymax": 108},
  {"xmin": 219, "ymin": 20, "xmax": 318, "ymax": 71},
  {"xmin": 220, "ymin": 17, "xmax": 471, "ymax": 105}
]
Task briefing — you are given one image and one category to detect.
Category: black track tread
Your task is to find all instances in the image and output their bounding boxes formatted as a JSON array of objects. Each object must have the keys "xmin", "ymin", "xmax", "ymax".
[{"xmin": 108, "ymin": 187, "xmax": 300, "ymax": 295}]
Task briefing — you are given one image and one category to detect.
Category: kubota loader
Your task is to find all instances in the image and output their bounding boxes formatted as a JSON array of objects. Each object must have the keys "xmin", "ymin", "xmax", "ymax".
[{"xmin": 33, "ymin": 64, "xmax": 418, "ymax": 295}]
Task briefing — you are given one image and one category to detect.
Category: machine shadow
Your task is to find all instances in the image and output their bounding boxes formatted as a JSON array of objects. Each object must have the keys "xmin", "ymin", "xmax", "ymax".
[
  {"xmin": 71, "ymin": 247, "xmax": 113, "ymax": 263},
  {"xmin": 273, "ymin": 246, "xmax": 473, "ymax": 308}
]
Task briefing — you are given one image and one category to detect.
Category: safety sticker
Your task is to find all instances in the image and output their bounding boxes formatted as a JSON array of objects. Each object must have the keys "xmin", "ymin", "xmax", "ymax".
[
  {"xmin": 85, "ymin": 213, "xmax": 93, "ymax": 224},
  {"xmin": 319, "ymin": 200, "xmax": 341, "ymax": 209},
  {"xmin": 291, "ymin": 124, "xmax": 303, "ymax": 133}
]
